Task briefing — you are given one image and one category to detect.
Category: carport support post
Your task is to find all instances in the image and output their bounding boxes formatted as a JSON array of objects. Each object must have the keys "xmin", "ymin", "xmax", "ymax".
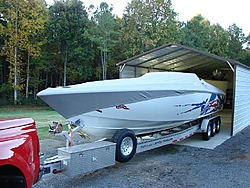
[
  {"xmin": 231, "ymin": 62, "xmax": 237, "ymax": 136},
  {"xmin": 134, "ymin": 66, "xmax": 137, "ymax": 78},
  {"xmin": 119, "ymin": 64, "xmax": 126, "ymax": 73},
  {"xmin": 227, "ymin": 61, "xmax": 234, "ymax": 72}
]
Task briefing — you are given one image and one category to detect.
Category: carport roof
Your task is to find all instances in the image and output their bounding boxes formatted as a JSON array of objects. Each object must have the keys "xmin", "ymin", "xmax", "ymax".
[{"xmin": 117, "ymin": 43, "xmax": 239, "ymax": 78}]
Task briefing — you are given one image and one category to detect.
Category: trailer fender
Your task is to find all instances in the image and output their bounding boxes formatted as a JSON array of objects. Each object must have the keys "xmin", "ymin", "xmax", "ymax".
[
  {"xmin": 200, "ymin": 118, "xmax": 211, "ymax": 132},
  {"xmin": 200, "ymin": 115, "xmax": 220, "ymax": 132}
]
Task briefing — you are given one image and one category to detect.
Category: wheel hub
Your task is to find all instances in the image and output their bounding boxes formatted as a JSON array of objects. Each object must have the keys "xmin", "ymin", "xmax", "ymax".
[{"xmin": 121, "ymin": 137, "xmax": 133, "ymax": 156}]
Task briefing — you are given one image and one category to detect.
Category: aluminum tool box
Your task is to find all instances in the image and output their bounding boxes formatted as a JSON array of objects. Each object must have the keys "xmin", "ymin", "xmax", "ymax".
[{"xmin": 58, "ymin": 141, "xmax": 116, "ymax": 177}]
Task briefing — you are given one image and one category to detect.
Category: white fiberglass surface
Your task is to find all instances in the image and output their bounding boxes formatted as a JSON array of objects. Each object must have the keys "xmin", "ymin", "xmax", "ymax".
[
  {"xmin": 81, "ymin": 93, "xmax": 218, "ymax": 122},
  {"xmin": 37, "ymin": 72, "xmax": 221, "ymax": 95},
  {"xmin": 67, "ymin": 92, "xmax": 223, "ymax": 138}
]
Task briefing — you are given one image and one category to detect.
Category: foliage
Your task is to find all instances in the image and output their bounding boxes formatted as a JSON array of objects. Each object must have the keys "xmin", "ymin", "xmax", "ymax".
[
  {"xmin": 0, "ymin": 0, "xmax": 250, "ymax": 105},
  {"xmin": 206, "ymin": 24, "xmax": 229, "ymax": 57},
  {"xmin": 85, "ymin": 2, "xmax": 118, "ymax": 80},
  {"xmin": 47, "ymin": 0, "xmax": 94, "ymax": 85},
  {"xmin": 238, "ymin": 48, "xmax": 250, "ymax": 66},
  {"xmin": 1, "ymin": 0, "xmax": 28, "ymax": 104},
  {"xmin": 181, "ymin": 14, "xmax": 211, "ymax": 51},
  {"xmin": 247, "ymin": 33, "xmax": 250, "ymax": 47},
  {"xmin": 24, "ymin": 0, "xmax": 48, "ymax": 99},
  {"xmin": 0, "ymin": 83, "xmax": 12, "ymax": 105},
  {"xmin": 181, "ymin": 15, "xmax": 249, "ymax": 65},
  {"xmin": 226, "ymin": 23, "xmax": 246, "ymax": 60},
  {"xmin": 120, "ymin": 0, "xmax": 182, "ymax": 58},
  {"xmin": 0, "ymin": 0, "xmax": 48, "ymax": 104}
]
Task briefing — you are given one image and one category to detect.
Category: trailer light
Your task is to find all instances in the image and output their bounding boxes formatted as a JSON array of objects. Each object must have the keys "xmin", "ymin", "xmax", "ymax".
[{"xmin": 53, "ymin": 169, "xmax": 61, "ymax": 174}]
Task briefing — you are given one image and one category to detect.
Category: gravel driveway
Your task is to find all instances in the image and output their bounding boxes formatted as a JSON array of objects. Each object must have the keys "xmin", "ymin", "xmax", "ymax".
[{"xmin": 34, "ymin": 126, "xmax": 250, "ymax": 188}]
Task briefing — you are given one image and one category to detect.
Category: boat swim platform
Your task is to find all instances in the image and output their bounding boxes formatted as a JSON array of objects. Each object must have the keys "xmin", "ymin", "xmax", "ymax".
[{"xmin": 174, "ymin": 109, "xmax": 232, "ymax": 149}]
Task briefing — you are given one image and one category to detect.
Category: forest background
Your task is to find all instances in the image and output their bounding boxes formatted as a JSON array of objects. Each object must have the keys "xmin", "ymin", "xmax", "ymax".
[{"xmin": 0, "ymin": 0, "xmax": 250, "ymax": 106}]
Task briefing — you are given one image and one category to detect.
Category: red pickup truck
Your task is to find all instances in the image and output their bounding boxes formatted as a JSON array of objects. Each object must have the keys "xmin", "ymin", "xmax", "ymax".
[{"xmin": 0, "ymin": 118, "xmax": 42, "ymax": 188}]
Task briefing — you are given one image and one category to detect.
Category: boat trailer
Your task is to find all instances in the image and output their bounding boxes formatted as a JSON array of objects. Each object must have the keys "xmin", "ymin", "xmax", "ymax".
[{"xmin": 41, "ymin": 115, "xmax": 221, "ymax": 178}]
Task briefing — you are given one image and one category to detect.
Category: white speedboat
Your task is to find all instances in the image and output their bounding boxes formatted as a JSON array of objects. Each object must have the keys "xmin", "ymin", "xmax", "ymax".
[{"xmin": 37, "ymin": 72, "xmax": 225, "ymax": 139}]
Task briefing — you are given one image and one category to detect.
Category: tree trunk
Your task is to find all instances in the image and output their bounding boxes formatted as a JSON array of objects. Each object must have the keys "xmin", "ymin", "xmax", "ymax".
[
  {"xmin": 101, "ymin": 44, "xmax": 107, "ymax": 80},
  {"xmin": 101, "ymin": 50, "xmax": 104, "ymax": 80},
  {"xmin": 34, "ymin": 73, "xmax": 39, "ymax": 100},
  {"xmin": 104, "ymin": 51, "xmax": 107, "ymax": 80},
  {"xmin": 58, "ymin": 73, "xmax": 60, "ymax": 86},
  {"xmin": 50, "ymin": 73, "xmax": 53, "ymax": 87},
  {"xmin": 14, "ymin": 45, "xmax": 18, "ymax": 105},
  {"xmin": 26, "ymin": 53, "xmax": 30, "ymax": 99},
  {"xmin": 63, "ymin": 50, "xmax": 67, "ymax": 86},
  {"xmin": 0, "ymin": 59, "xmax": 2, "ymax": 84},
  {"xmin": 14, "ymin": 6, "xmax": 18, "ymax": 105},
  {"xmin": 45, "ymin": 70, "xmax": 48, "ymax": 88}
]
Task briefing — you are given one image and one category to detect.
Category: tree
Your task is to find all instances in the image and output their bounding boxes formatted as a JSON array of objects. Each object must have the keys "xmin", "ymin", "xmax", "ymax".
[
  {"xmin": 226, "ymin": 23, "xmax": 246, "ymax": 60},
  {"xmin": 207, "ymin": 24, "xmax": 229, "ymax": 57},
  {"xmin": 85, "ymin": 2, "xmax": 118, "ymax": 80},
  {"xmin": 238, "ymin": 31, "xmax": 250, "ymax": 66},
  {"xmin": 181, "ymin": 14, "xmax": 211, "ymax": 51},
  {"xmin": 24, "ymin": 0, "xmax": 48, "ymax": 99},
  {"xmin": 238, "ymin": 48, "xmax": 250, "ymax": 66},
  {"xmin": 247, "ymin": 33, "xmax": 250, "ymax": 48},
  {"xmin": 0, "ymin": 1, "xmax": 8, "ymax": 86},
  {"xmin": 1, "ymin": 0, "xmax": 30, "ymax": 104},
  {"xmin": 48, "ymin": 0, "xmax": 94, "ymax": 85},
  {"xmin": 120, "ymin": 0, "xmax": 182, "ymax": 58},
  {"xmin": 0, "ymin": 0, "xmax": 48, "ymax": 104}
]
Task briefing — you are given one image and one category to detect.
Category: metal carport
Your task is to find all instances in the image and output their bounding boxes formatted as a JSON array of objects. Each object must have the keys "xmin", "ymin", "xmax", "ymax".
[{"xmin": 117, "ymin": 43, "xmax": 250, "ymax": 136}]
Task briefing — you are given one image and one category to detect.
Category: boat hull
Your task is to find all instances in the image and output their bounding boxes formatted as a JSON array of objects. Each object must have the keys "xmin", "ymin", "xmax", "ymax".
[
  {"xmin": 37, "ymin": 72, "xmax": 225, "ymax": 139},
  {"xmin": 68, "ymin": 92, "xmax": 224, "ymax": 139}
]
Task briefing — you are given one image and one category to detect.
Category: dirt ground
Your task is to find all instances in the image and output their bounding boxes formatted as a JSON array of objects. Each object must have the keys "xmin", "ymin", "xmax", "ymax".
[{"xmin": 34, "ymin": 126, "xmax": 250, "ymax": 188}]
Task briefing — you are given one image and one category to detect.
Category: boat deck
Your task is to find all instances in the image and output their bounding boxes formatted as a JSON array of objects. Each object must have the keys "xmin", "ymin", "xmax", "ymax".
[{"xmin": 174, "ymin": 109, "xmax": 232, "ymax": 149}]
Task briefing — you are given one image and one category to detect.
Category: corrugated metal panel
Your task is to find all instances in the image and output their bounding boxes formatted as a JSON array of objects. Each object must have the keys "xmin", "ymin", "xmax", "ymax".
[
  {"xmin": 120, "ymin": 65, "xmax": 160, "ymax": 79},
  {"xmin": 233, "ymin": 64, "xmax": 250, "ymax": 135},
  {"xmin": 118, "ymin": 43, "xmax": 250, "ymax": 137},
  {"xmin": 118, "ymin": 43, "xmax": 237, "ymax": 79},
  {"xmin": 119, "ymin": 65, "xmax": 135, "ymax": 78}
]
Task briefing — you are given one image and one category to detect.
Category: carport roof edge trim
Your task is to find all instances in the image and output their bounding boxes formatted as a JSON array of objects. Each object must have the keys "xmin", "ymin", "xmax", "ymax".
[{"xmin": 116, "ymin": 42, "xmax": 240, "ymax": 68}]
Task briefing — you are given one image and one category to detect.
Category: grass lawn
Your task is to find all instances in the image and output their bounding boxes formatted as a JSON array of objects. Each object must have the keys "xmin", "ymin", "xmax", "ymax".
[{"xmin": 0, "ymin": 107, "xmax": 67, "ymax": 139}]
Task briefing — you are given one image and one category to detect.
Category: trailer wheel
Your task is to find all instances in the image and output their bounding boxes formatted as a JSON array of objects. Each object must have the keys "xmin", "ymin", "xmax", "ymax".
[
  {"xmin": 211, "ymin": 120, "xmax": 216, "ymax": 137},
  {"xmin": 215, "ymin": 118, "xmax": 221, "ymax": 133},
  {"xmin": 202, "ymin": 121, "xmax": 212, "ymax": 141},
  {"xmin": 112, "ymin": 129, "xmax": 137, "ymax": 163}
]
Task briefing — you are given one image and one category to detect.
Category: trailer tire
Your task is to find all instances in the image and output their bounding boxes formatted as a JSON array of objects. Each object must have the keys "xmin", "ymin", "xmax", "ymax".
[
  {"xmin": 211, "ymin": 120, "xmax": 216, "ymax": 137},
  {"xmin": 112, "ymin": 129, "xmax": 137, "ymax": 163},
  {"xmin": 215, "ymin": 118, "xmax": 221, "ymax": 133},
  {"xmin": 202, "ymin": 121, "xmax": 212, "ymax": 141}
]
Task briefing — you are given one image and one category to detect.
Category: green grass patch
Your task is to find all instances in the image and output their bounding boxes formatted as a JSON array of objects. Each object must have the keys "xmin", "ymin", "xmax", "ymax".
[
  {"xmin": 37, "ymin": 126, "xmax": 55, "ymax": 140},
  {"xmin": 164, "ymin": 145, "xmax": 179, "ymax": 153},
  {"xmin": 0, "ymin": 107, "xmax": 67, "ymax": 139},
  {"xmin": 37, "ymin": 126, "xmax": 53, "ymax": 140}
]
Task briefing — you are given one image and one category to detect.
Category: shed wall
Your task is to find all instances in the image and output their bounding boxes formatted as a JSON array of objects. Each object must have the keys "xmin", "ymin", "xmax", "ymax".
[{"xmin": 233, "ymin": 64, "xmax": 250, "ymax": 135}]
